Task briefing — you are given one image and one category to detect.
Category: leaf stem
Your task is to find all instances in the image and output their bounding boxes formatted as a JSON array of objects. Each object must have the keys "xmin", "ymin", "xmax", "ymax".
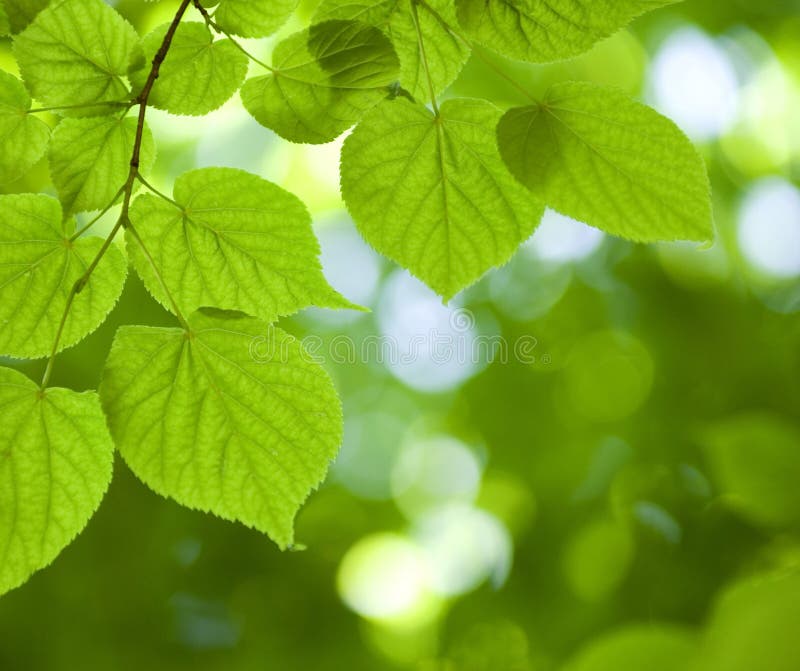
[
  {"xmin": 40, "ymin": 0, "xmax": 195, "ymax": 389},
  {"xmin": 191, "ymin": 0, "xmax": 274, "ymax": 72},
  {"xmin": 417, "ymin": 0, "xmax": 537, "ymax": 104},
  {"xmin": 69, "ymin": 185, "xmax": 125, "ymax": 241},
  {"xmin": 27, "ymin": 100, "xmax": 130, "ymax": 114},
  {"xmin": 410, "ymin": 0, "xmax": 440, "ymax": 115},
  {"xmin": 136, "ymin": 173, "xmax": 181, "ymax": 209},
  {"xmin": 40, "ymin": 218, "xmax": 126, "ymax": 389},
  {"xmin": 125, "ymin": 221, "xmax": 190, "ymax": 330}
]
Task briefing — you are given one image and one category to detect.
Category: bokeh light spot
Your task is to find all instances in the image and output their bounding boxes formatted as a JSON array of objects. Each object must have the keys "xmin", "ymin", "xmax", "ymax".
[
  {"xmin": 310, "ymin": 216, "xmax": 382, "ymax": 322},
  {"xmin": 413, "ymin": 504, "xmax": 512, "ymax": 596},
  {"xmin": 338, "ymin": 534, "xmax": 429, "ymax": 620},
  {"xmin": 392, "ymin": 435, "xmax": 483, "ymax": 519},
  {"xmin": 378, "ymin": 271, "xmax": 488, "ymax": 392},
  {"xmin": 737, "ymin": 177, "xmax": 800, "ymax": 278},
  {"xmin": 527, "ymin": 210, "xmax": 605, "ymax": 263},
  {"xmin": 650, "ymin": 26, "xmax": 739, "ymax": 141}
]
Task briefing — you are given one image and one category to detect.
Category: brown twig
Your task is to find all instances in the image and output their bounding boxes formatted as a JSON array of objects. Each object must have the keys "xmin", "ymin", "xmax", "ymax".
[{"xmin": 40, "ymin": 0, "xmax": 194, "ymax": 390}]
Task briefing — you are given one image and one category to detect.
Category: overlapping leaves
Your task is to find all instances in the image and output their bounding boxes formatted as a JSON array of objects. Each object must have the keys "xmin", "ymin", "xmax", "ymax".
[
  {"xmin": 1, "ymin": 0, "xmax": 50, "ymax": 34},
  {"xmin": 241, "ymin": 20, "xmax": 400, "ymax": 144},
  {"xmin": 130, "ymin": 21, "xmax": 248, "ymax": 116},
  {"xmin": 13, "ymin": 0, "xmax": 141, "ymax": 113},
  {"xmin": 49, "ymin": 115, "xmax": 156, "ymax": 214},
  {"xmin": 497, "ymin": 82, "xmax": 712, "ymax": 242},
  {"xmin": 315, "ymin": 0, "xmax": 470, "ymax": 99},
  {"xmin": 209, "ymin": 0, "xmax": 298, "ymax": 38},
  {"xmin": 0, "ymin": 0, "xmax": 714, "ymax": 598},
  {"xmin": 456, "ymin": 0, "xmax": 678, "ymax": 63}
]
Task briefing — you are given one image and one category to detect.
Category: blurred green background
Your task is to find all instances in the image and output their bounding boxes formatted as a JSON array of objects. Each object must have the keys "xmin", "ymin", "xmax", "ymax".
[{"xmin": 2, "ymin": 0, "xmax": 800, "ymax": 669}]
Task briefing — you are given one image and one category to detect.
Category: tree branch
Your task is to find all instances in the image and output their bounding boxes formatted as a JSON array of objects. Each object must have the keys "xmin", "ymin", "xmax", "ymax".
[{"xmin": 40, "ymin": 0, "xmax": 194, "ymax": 390}]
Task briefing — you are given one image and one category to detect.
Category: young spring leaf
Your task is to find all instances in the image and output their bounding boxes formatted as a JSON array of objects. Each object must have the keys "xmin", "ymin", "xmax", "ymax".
[
  {"xmin": 13, "ymin": 0, "xmax": 141, "ymax": 112},
  {"xmin": 129, "ymin": 21, "xmax": 248, "ymax": 116},
  {"xmin": 2, "ymin": 0, "xmax": 49, "ymax": 34},
  {"xmin": 0, "ymin": 195, "xmax": 127, "ymax": 359},
  {"xmin": 49, "ymin": 116, "xmax": 156, "ymax": 215},
  {"xmin": 456, "ymin": 0, "xmax": 677, "ymax": 63},
  {"xmin": 241, "ymin": 20, "xmax": 400, "ymax": 144},
  {"xmin": 0, "ymin": 3, "xmax": 8, "ymax": 35},
  {"xmin": 315, "ymin": 0, "xmax": 469, "ymax": 100},
  {"xmin": 0, "ymin": 70, "xmax": 50, "ymax": 184},
  {"xmin": 100, "ymin": 310, "xmax": 343, "ymax": 548},
  {"xmin": 210, "ymin": 0, "xmax": 299, "ymax": 38},
  {"xmin": 497, "ymin": 82, "xmax": 712, "ymax": 243},
  {"xmin": 341, "ymin": 97, "xmax": 542, "ymax": 300},
  {"xmin": 127, "ymin": 167, "xmax": 357, "ymax": 321},
  {"xmin": 0, "ymin": 366, "xmax": 115, "ymax": 596}
]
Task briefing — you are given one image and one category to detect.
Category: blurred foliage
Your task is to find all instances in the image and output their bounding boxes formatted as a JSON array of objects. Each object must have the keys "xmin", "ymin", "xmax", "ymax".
[{"xmin": 1, "ymin": 0, "xmax": 799, "ymax": 669}]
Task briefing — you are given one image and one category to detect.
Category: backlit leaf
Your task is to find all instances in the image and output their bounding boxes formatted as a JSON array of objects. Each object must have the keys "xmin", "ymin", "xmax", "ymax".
[
  {"xmin": 315, "ymin": 0, "xmax": 469, "ymax": 99},
  {"xmin": 130, "ymin": 21, "xmax": 248, "ymax": 116},
  {"xmin": 456, "ymin": 0, "xmax": 677, "ymax": 63},
  {"xmin": 0, "ymin": 70, "xmax": 50, "ymax": 184},
  {"xmin": 341, "ymin": 97, "xmax": 542, "ymax": 299},
  {"xmin": 49, "ymin": 115, "xmax": 155, "ymax": 214},
  {"xmin": 0, "ymin": 366, "xmax": 114, "ymax": 596},
  {"xmin": 241, "ymin": 20, "xmax": 400, "ymax": 144},
  {"xmin": 213, "ymin": 0, "xmax": 298, "ymax": 38},
  {"xmin": 13, "ymin": 0, "xmax": 140, "ymax": 112},
  {"xmin": 127, "ymin": 167, "xmax": 357, "ymax": 321},
  {"xmin": 497, "ymin": 82, "xmax": 712, "ymax": 243},
  {"xmin": 100, "ymin": 309, "xmax": 343, "ymax": 548},
  {"xmin": 0, "ymin": 194, "xmax": 127, "ymax": 359}
]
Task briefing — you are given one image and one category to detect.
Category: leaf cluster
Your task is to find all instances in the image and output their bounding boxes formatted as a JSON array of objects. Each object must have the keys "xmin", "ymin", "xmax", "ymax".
[{"xmin": 0, "ymin": 0, "xmax": 712, "ymax": 595}]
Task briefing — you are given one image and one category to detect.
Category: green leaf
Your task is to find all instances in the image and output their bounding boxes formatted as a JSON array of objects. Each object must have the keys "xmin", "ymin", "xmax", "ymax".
[
  {"xmin": 213, "ymin": 0, "xmax": 298, "ymax": 38},
  {"xmin": 340, "ymin": 97, "xmax": 542, "ymax": 299},
  {"xmin": 49, "ymin": 115, "xmax": 155, "ymax": 215},
  {"xmin": 13, "ymin": 0, "xmax": 140, "ymax": 112},
  {"xmin": 130, "ymin": 21, "xmax": 248, "ymax": 116},
  {"xmin": 698, "ymin": 413, "xmax": 800, "ymax": 528},
  {"xmin": 2, "ymin": 0, "xmax": 50, "ymax": 34},
  {"xmin": 241, "ymin": 20, "xmax": 400, "ymax": 144},
  {"xmin": 0, "ymin": 366, "xmax": 115, "ymax": 596},
  {"xmin": 100, "ymin": 309, "xmax": 343, "ymax": 548},
  {"xmin": 315, "ymin": 0, "xmax": 469, "ymax": 100},
  {"xmin": 0, "ymin": 194, "xmax": 127, "ymax": 359},
  {"xmin": 127, "ymin": 167, "xmax": 357, "ymax": 321},
  {"xmin": 497, "ymin": 82, "xmax": 712, "ymax": 243},
  {"xmin": 456, "ymin": 0, "xmax": 676, "ymax": 63},
  {"xmin": 0, "ymin": 70, "xmax": 50, "ymax": 184}
]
